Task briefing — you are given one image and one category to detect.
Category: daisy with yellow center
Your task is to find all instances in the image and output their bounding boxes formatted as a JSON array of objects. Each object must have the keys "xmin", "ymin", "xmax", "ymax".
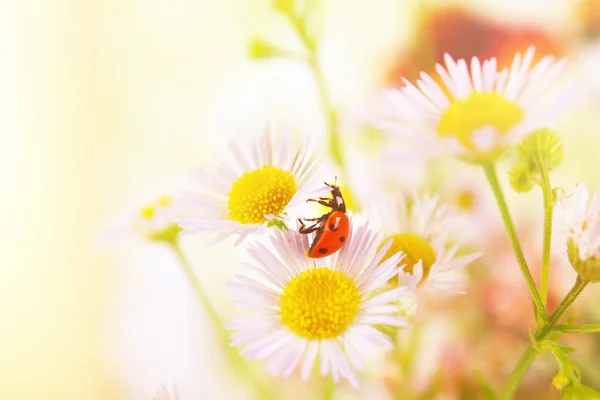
[
  {"xmin": 555, "ymin": 183, "xmax": 600, "ymax": 282},
  {"xmin": 134, "ymin": 195, "xmax": 183, "ymax": 242},
  {"xmin": 439, "ymin": 165, "xmax": 498, "ymax": 246},
  {"xmin": 98, "ymin": 193, "xmax": 184, "ymax": 247},
  {"xmin": 227, "ymin": 221, "xmax": 411, "ymax": 388},
  {"xmin": 178, "ymin": 126, "xmax": 324, "ymax": 244},
  {"xmin": 371, "ymin": 192, "xmax": 482, "ymax": 295},
  {"xmin": 380, "ymin": 47, "xmax": 569, "ymax": 163}
]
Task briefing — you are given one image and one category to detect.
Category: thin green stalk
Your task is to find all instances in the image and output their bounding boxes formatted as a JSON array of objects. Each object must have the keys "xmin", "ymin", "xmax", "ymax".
[
  {"xmin": 321, "ymin": 378, "xmax": 335, "ymax": 400},
  {"xmin": 169, "ymin": 241, "xmax": 235, "ymax": 356},
  {"xmin": 539, "ymin": 167, "xmax": 553, "ymax": 308},
  {"xmin": 501, "ymin": 278, "xmax": 589, "ymax": 399},
  {"xmin": 168, "ymin": 241, "xmax": 272, "ymax": 399},
  {"xmin": 483, "ymin": 163, "xmax": 547, "ymax": 320},
  {"xmin": 555, "ymin": 322, "xmax": 600, "ymax": 334},
  {"xmin": 285, "ymin": 12, "xmax": 346, "ymax": 175},
  {"xmin": 170, "ymin": 241, "xmax": 227, "ymax": 340},
  {"xmin": 308, "ymin": 56, "xmax": 344, "ymax": 170}
]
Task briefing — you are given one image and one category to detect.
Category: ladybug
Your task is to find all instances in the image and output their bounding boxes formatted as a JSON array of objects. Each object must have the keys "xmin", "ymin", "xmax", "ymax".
[{"xmin": 298, "ymin": 181, "xmax": 350, "ymax": 258}]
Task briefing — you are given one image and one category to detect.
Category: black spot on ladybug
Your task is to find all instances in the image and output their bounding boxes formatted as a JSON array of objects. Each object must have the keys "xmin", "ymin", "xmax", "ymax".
[
  {"xmin": 329, "ymin": 224, "xmax": 338, "ymax": 232},
  {"xmin": 318, "ymin": 248, "xmax": 328, "ymax": 254},
  {"xmin": 339, "ymin": 236, "xmax": 345, "ymax": 242}
]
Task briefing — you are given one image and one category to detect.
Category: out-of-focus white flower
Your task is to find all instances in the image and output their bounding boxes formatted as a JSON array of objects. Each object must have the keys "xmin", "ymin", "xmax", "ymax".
[
  {"xmin": 338, "ymin": 101, "xmax": 428, "ymax": 208},
  {"xmin": 145, "ymin": 385, "xmax": 181, "ymax": 400},
  {"xmin": 134, "ymin": 196, "xmax": 183, "ymax": 242},
  {"xmin": 555, "ymin": 182, "xmax": 600, "ymax": 282},
  {"xmin": 436, "ymin": 162, "xmax": 499, "ymax": 246},
  {"xmin": 379, "ymin": 47, "xmax": 569, "ymax": 164},
  {"xmin": 98, "ymin": 194, "xmax": 184, "ymax": 247},
  {"xmin": 178, "ymin": 125, "xmax": 325, "ymax": 245},
  {"xmin": 576, "ymin": 41, "xmax": 600, "ymax": 102},
  {"xmin": 369, "ymin": 191, "xmax": 482, "ymax": 295},
  {"xmin": 133, "ymin": 384, "xmax": 205, "ymax": 400},
  {"xmin": 227, "ymin": 221, "xmax": 411, "ymax": 388}
]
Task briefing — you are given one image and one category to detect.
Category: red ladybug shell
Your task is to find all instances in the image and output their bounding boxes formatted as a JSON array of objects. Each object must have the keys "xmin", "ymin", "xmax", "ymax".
[{"xmin": 307, "ymin": 210, "xmax": 350, "ymax": 258}]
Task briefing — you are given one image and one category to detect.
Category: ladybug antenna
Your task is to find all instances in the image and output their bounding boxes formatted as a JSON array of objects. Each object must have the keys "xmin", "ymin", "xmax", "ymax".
[{"xmin": 324, "ymin": 176, "xmax": 338, "ymax": 187}]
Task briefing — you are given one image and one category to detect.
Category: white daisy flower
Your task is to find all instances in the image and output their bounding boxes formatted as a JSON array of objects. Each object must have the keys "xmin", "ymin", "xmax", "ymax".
[
  {"xmin": 576, "ymin": 40, "xmax": 600, "ymax": 102},
  {"xmin": 437, "ymin": 163, "xmax": 499, "ymax": 246},
  {"xmin": 227, "ymin": 221, "xmax": 411, "ymax": 388},
  {"xmin": 134, "ymin": 195, "xmax": 183, "ymax": 242},
  {"xmin": 98, "ymin": 194, "xmax": 183, "ymax": 247},
  {"xmin": 380, "ymin": 46, "xmax": 569, "ymax": 164},
  {"xmin": 555, "ymin": 182, "xmax": 600, "ymax": 282},
  {"xmin": 145, "ymin": 386, "xmax": 180, "ymax": 400},
  {"xmin": 178, "ymin": 126, "xmax": 325, "ymax": 245},
  {"xmin": 370, "ymin": 191, "xmax": 483, "ymax": 295}
]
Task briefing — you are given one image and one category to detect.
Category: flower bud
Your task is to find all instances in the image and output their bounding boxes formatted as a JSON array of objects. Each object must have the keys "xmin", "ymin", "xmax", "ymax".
[
  {"xmin": 248, "ymin": 38, "xmax": 280, "ymax": 60},
  {"xmin": 567, "ymin": 238, "xmax": 600, "ymax": 283}
]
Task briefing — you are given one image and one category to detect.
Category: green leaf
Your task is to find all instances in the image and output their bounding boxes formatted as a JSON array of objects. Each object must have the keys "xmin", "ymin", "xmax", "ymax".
[
  {"xmin": 556, "ymin": 345, "xmax": 578, "ymax": 354},
  {"xmin": 474, "ymin": 371, "xmax": 499, "ymax": 400},
  {"xmin": 267, "ymin": 218, "xmax": 289, "ymax": 231},
  {"xmin": 509, "ymin": 162, "xmax": 535, "ymax": 193},
  {"xmin": 273, "ymin": 0, "xmax": 295, "ymax": 13},
  {"xmin": 562, "ymin": 383, "xmax": 600, "ymax": 400},
  {"xmin": 529, "ymin": 329, "xmax": 540, "ymax": 351},
  {"xmin": 248, "ymin": 38, "xmax": 281, "ymax": 60}
]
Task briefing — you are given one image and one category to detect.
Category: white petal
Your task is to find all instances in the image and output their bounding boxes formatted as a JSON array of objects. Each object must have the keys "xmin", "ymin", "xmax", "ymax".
[
  {"xmin": 329, "ymin": 340, "xmax": 359, "ymax": 388},
  {"xmin": 354, "ymin": 325, "xmax": 393, "ymax": 349},
  {"xmin": 301, "ymin": 341, "xmax": 319, "ymax": 381},
  {"xmin": 342, "ymin": 339, "xmax": 365, "ymax": 371},
  {"xmin": 358, "ymin": 315, "xmax": 409, "ymax": 326},
  {"xmin": 361, "ymin": 287, "xmax": 410, "ymax": 308},
  {"xmin": 320, "ymin": 341, "xmax": 332, "ymax": 376},
  {"xmin": 241, "ymin": 329, "xmax": 291, "ymax": 360}
]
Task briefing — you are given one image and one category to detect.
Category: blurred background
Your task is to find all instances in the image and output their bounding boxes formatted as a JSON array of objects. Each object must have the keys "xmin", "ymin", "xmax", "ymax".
[{"xmin": 2, "ymin": 0, "xmax": 600, "ymax": 399}]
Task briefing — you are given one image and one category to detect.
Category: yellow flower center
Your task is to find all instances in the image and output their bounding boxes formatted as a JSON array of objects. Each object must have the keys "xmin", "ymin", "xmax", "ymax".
[
  {"xmin": 381, "ymin": 233, "xmax": 437, "ymax": 283},
  {"xmin": 437, "ymin": 92, "xmax": 523, "ymax": 149},
  {"xmin": 455, "ymin": 189, "xmax": 476, "ymax": 212},
  {"xmin": 227, "ymin": 166, "xmax": 297, "ymax": 224},
  {"xmin": 140, "ymin": 205, "xmax": 155, "ymax": 220},
  {"xmin": 140, "ymin": 195, "xmax": 173, "ymax": 220},
  {"xmin": 137, "ymin": 196, "xmax": 181, "ymax": 242},
  {"xmin": 279, "ymin": 268, "xmax": 360, "ymax": 340},
  {"xmin": 157, "ymin": 195, "xmax": 172, "ymax": 207}
]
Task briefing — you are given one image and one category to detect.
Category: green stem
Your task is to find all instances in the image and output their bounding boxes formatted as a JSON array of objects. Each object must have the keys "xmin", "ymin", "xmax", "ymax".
[
  {"xmin": 168, "ymin": 241, "xmax": 272, "ymax": 398},
  {"xmin": 483, "ymin": 163, "xmax": 547, "ymax": 320},
  {"xmin": 555, "ymin": 322, "xmax": 600, "ymax": 334},
  {"xmin": 286, "ymin": 12, "xmax": 346, "ymax": 175},
  {"xmin": 321, "ymin": 379, "xmax": 335, "ymax": 400},
  {"xmin": 501, "ymin": 278, "xmax": 589, "ymax": 399},
  {"xmin": 539, "ymin": 167, "xmax": 553, "ymax": 308},
  {"xmin": 170, "ymin": 241, "xmax": 227, "ymax": 338},
  {"xmin": 308, "ymin": 56, "xmax": 344, "ymax": 170}
]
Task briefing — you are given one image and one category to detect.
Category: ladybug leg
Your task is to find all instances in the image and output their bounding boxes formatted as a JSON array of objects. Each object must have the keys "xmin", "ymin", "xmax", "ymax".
[
  {"xmin": 297, "ymin": 214, "xmax": 327, "ymax": 234},
  {"xmin": 302, "ymin": 216, "xmax": 324, "ymax": 222},
  {"xmin": 297, "ymin": 218, "xmax": 315, "ymax": 232},
  {"xmin": 306, "ymin": 198, "xmax": 333, "ymax": 208},
  {"xmin": 298, "ymin": 224, "xmax": 321, "ymax": 234},
  {"xmin": 298, "ymin": 220, "xmax": 322, "ymax": 234}
]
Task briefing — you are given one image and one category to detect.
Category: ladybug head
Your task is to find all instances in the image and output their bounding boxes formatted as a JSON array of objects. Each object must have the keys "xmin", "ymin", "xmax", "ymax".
[{"xmin": 324, "ymin": 180, "xmax": 346, "ymax": 213}]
